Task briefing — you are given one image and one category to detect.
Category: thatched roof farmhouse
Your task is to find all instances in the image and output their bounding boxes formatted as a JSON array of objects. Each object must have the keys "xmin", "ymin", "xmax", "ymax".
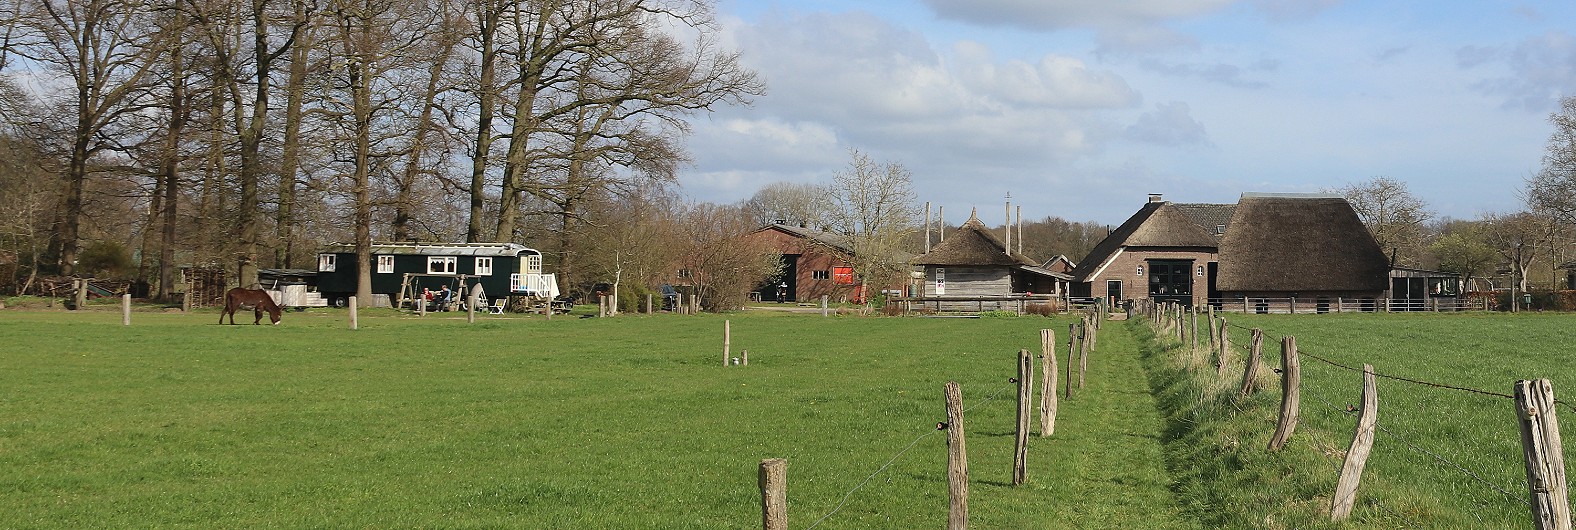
[
  {"xmin": 911, "ymin": 209, "xmax": 1069, "ymax": 298},
  {"xmin": 1215, "ymin": 193, "xmax": 1390, "ymax": 298}
]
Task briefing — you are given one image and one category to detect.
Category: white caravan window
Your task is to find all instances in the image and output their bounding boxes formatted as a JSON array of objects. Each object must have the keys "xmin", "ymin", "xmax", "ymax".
[
  {"xmin": 428, "ymin": 256, "xmax": 456, "ymax": 274},
  {"xmin": 377, "ymin": 255, "xmax": 394, "ymax": 274},
  {"xmin": 475, "ymin": 257, "xmax": 493, "ymax": 276},
  {"xmin": 318, "ymin": 254, "xmax": 336, "ymax": 272}
]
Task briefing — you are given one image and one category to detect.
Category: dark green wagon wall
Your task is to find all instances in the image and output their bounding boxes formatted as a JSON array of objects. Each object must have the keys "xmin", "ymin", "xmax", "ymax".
[{"xmin": 315, "ymin": 252, "xmax": 522, "ymax": 302}]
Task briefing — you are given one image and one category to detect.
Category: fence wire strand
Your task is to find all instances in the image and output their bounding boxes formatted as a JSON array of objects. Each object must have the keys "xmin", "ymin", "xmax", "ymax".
[
  {"xmin": 1225, "ymin": 321, "xmax": 1516, "ymax": 401},
  {"xmin": 803, "ymin": 382, "xmax": 1014, "ymax": 530},
  {"xmin": 1155, "ymin": 309, "xmax": 1548, "ymax": 526},
  {"xmin": 803, "ymin": 429, "xmax": 940, "ymax": 530}
]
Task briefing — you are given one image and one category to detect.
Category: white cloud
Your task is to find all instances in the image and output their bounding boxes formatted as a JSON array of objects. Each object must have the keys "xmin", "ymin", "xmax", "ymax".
[
  {"xmin": 920, "ymin": 0, "xmax": 1238, "ymax": 30},
  {"xmin": 1125, "ymin": 101, "xmax": 1210, "ymax": 146},
  {"xmin": 1458, "ymin": 31, "xmax": 1576, "ymax": 112},
  {"xmin": 675, "ymin": 9, "xmax": 1157, "ymax": 212}
]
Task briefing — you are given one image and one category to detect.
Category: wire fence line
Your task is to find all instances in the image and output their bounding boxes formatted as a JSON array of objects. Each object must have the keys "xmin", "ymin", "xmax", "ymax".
[
  {"xmin": 1301, "ymin": 376, "xmax": 1524, "ymax": 522},
  {"xmin": 801, "ymin": 381, "xmax": 1015, "ymax": 529},
  {"xmin": 1228, "ymin": 320, "xmax": 1528, "ymax": 494},
  {"xmin": 1152, "ymin": 308, "xmax": 1554, "ymax": 525},
  {"xmin": 1222, "ymin": 320, "xmax": 1520, "ymax": 402}
]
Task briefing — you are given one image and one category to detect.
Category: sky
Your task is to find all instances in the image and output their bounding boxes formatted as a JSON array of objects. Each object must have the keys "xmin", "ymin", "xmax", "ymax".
[{"xmin": 675, "ymin": 0, "xmax": 1576, "ymax": 227}]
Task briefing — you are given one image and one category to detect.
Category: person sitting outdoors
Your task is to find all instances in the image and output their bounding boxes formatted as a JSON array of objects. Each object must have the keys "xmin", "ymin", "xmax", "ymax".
[{"xmin": 437, "ymin": 285, "xmax": 454, "ymax": 311}]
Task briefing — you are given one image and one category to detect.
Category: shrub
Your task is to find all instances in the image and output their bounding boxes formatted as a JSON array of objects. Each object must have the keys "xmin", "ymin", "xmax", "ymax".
[
  {"xmin": 77, "ymin": 241, "xmax": 132, "ymax": 278},
  {"xmin": 1025, "ymin": 301, "xmax": 1059, "ymax": 316},
  {"xmin": 978, "ymin": 310, "xmax": 1018, "ymax": 318}
]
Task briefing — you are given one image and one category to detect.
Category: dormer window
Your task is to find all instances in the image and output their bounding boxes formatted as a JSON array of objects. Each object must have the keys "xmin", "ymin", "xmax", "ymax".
[{"xmin": 1215, "ymin": 224, "xmax": 1225, "ymax": 235}]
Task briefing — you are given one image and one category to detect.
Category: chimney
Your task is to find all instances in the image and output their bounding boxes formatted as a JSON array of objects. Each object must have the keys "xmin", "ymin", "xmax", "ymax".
[{"xmin": 1148, "ymin": 193, "xmax": 1164, "ymax": 203}]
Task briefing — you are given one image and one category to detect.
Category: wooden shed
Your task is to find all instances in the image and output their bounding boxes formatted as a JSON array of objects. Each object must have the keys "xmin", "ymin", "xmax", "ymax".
[
  {"xmin": 910, "ymin": 209, "xmax": 1068, "ymax": 304},
  {"xmin": 745, "ymin": 223, "xmax": 862, "ymax": 303}
]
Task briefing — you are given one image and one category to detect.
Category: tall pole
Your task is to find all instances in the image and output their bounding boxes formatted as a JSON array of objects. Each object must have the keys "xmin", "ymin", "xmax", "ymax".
[
  {"xmin": 1004, "ymin": 197, "xmax": 1011, "ymax": 254},
  {"xmin": 1015, "ymin": 205, "xmax": 1022, "ymax": 256},
  {"xmin": 925, "ymin": 201, "xmax": 932, "ymax": 254},
  {"xmin": 938, "ymin": 206, "xmax": 945, "ymax": 241}
]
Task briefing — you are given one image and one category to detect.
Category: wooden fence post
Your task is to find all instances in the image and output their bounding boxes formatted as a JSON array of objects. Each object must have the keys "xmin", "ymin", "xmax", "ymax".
[
  {"xmin": 1216, "ymin": 318, "xmax": 1230, "ymax": 377},
  {"xmin": 1516, "ymin": 379, "xmax": 1572, "ymax": 530},
  {"xmin": 1239, "ymin": 328, "xmax": 1264, "ymax": 396},
  {"xmin": 1268, "ymin": 336, "xmax": 1300, "ymax": 451},
  {"xmin": 759, "ymin": 458, "xmax": 787, "ymax": 530},
  {"xmin": 724, "ymin": 320, "xmax": 731, "ymax": 367},
  {"xmin": 122, "ymin": 293, "xmax": 131, "ymax": 326},
  {"xmin": 467, "ymin": 285, "xmax": 479, "ymax": 324},
  {"xmin": 1089, "ymin": 314, "xmax": 1099, "ymax": 351},
  {"xmin": 1078, "ymin": 320, "xmax": 1089, "ymax": 389},
  {"xmin": 182, "ymin": 291, "xmax": 190, "ymax": 313},
  {"xmin": 1014, "ymin": 349, "xmax": 1031, "ymax": 486},
  {"xmin": 349, "ymin": 296, "xmax": 359, "ymax": 330},
  {"xmin": 1189, "ymin": 306, "xmax": 1198, "ymax": 351},
  {"xmin": 1207, "ymin": 306, "xmax": 1217, "ymax": 349},
  {"xmin": 945, "ymin": 381, "xmax": 969, "ymax": 530},
  {"xmin": 1331, "ymin": 364, "xmax": 1378, "ymax": 520},
  {"xmin": 418, "ymin": 293, "xmax": 426, "ymax": 316},
  {"xmin": 1040, "ymin": 329, "xmax": 1057, "ymax": 437},
  {"xmin": 821, "ymin": 295, "xmax": 828, "ymax": 317},
  {"xmin": 1066, "ymin": 323, "xmax": 1076, "ymax": 399}
]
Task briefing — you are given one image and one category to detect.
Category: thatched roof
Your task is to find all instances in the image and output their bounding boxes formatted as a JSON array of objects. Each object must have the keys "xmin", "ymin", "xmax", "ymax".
[
  {"xmin": 911, "ymin": 210, "xmax": 1038, "ymax": 266},
  {"xmin": 1172, "ymin": 203, "xmax": 1236, "ymax": 237},
  {"xmin": 1216, "ymin": 194, "xmax": 1390, "ymax": 292},
  {"xmin": 1071, "ymin": 201, "xmax": 1220, "ymax": 280}
]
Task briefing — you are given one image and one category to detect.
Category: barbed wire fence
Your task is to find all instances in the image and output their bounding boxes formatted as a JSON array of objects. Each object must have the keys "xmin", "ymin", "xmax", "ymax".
[
  {"xmin": 1134, "ymin": 298, "xmax": 1570, "ymax": 528},
  {"xmin": 762, "ymin": 306, "xmax": 1109, "ymax": 529}
]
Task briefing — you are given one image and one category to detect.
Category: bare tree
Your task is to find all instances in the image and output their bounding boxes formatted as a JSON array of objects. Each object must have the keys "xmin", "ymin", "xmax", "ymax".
[
  {"xmin": 320, "ymin": 0, "xmax": 439, "ymax": 306},
  {"xmin": 273, "ymin": 0, "xmax": 323, "ymax": 269},
  {"xmin": 489, "ymin": 0, "xmax": 761, "ymax": 244},
  {"xmin": 1528, "ymin": 95, "xmax": 1576, "ymax": 225},
  {"xmin": 184, "ymin": 0, "xmax": 315, "ymax": 288},
  {"xmin": 743, "ymin": 181, "xmax": 831, "ymax": 228},
  {"xmin": 15, "ymin": 0, "xmax": 166, "ymax": 275},
  {"xmin": 824, "ymin": 149, "xmax": 919, "ymax": 298},
  {"xmin": 1335, "ymin": 176, "xmax": 1432, "ymax": 267},
  {"xmin": 673, "ymin": 201, "xmax": 780, "ymax": 311},
  {"xmin": 1481, "ymin": 211, "xmax": 1557, "ymax": 311}
]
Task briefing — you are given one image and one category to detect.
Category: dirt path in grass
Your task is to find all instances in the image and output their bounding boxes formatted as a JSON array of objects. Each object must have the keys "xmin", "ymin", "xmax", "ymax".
[{"xmin": 1022, "ymin": 319, "xmax": 1198, "ymax": 528}]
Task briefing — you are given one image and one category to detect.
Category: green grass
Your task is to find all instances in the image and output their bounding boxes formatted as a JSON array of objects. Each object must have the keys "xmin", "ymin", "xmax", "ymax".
[
  {"xmin": 1141, "ymin": 311, "xmax": 1576, "ymax": 529},
  {"xmin": 0, "ymin": 306, "xmax": 1193, "ymax": 528}
]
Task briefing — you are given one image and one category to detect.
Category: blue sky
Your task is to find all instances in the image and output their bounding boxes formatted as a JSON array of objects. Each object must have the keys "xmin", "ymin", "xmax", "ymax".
[{"xmin": 676, "ymin": 1, "xmax": 1576, "ymax": 226}]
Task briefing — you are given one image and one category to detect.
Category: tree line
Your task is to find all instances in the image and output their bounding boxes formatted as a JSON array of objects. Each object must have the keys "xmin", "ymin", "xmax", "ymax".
[{"xmin": 0, "ymin": 0, "xmax": 761, "ymax": 307}]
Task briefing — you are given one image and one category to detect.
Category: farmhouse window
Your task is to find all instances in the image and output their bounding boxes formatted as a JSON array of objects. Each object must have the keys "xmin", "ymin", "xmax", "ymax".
[
  {"xmin": 832, "ymin": 266, "xmax": 855, "ymax": 285},
  {"xmin": 377, "ymin": 255, "xmax": 394, "ymax": 274},
  {"xmin": 1147, "ymin": 260, "xmax": 1192, "ymax": 296},
  {"xmin": 428, "ymin": 256, "xmax": 457, "ymax": 274},
  {"xmin": 318, "ymin": 254, "xmax": 336, "ymax": 272},
  {"xmin": 812, "ymin": 270, "xmax": 830, "ymax": 280},
  {"xmin": 1196, "ymin": 265, "xmax": 1205, "ymax": 277},
  {"xmin": 475, "ymin": 257, "xmax": 493, "ymax": 276}
]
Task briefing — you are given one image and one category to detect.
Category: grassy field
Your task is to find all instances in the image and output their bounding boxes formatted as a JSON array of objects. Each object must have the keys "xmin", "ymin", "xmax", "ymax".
[
  {"xmin": 1142, "ymin": 310, "xmax": 1576, "ymax": 529},
  {"xmin": 0, "ymin": 305, "xmax": 1193, "ymax": 528}
]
